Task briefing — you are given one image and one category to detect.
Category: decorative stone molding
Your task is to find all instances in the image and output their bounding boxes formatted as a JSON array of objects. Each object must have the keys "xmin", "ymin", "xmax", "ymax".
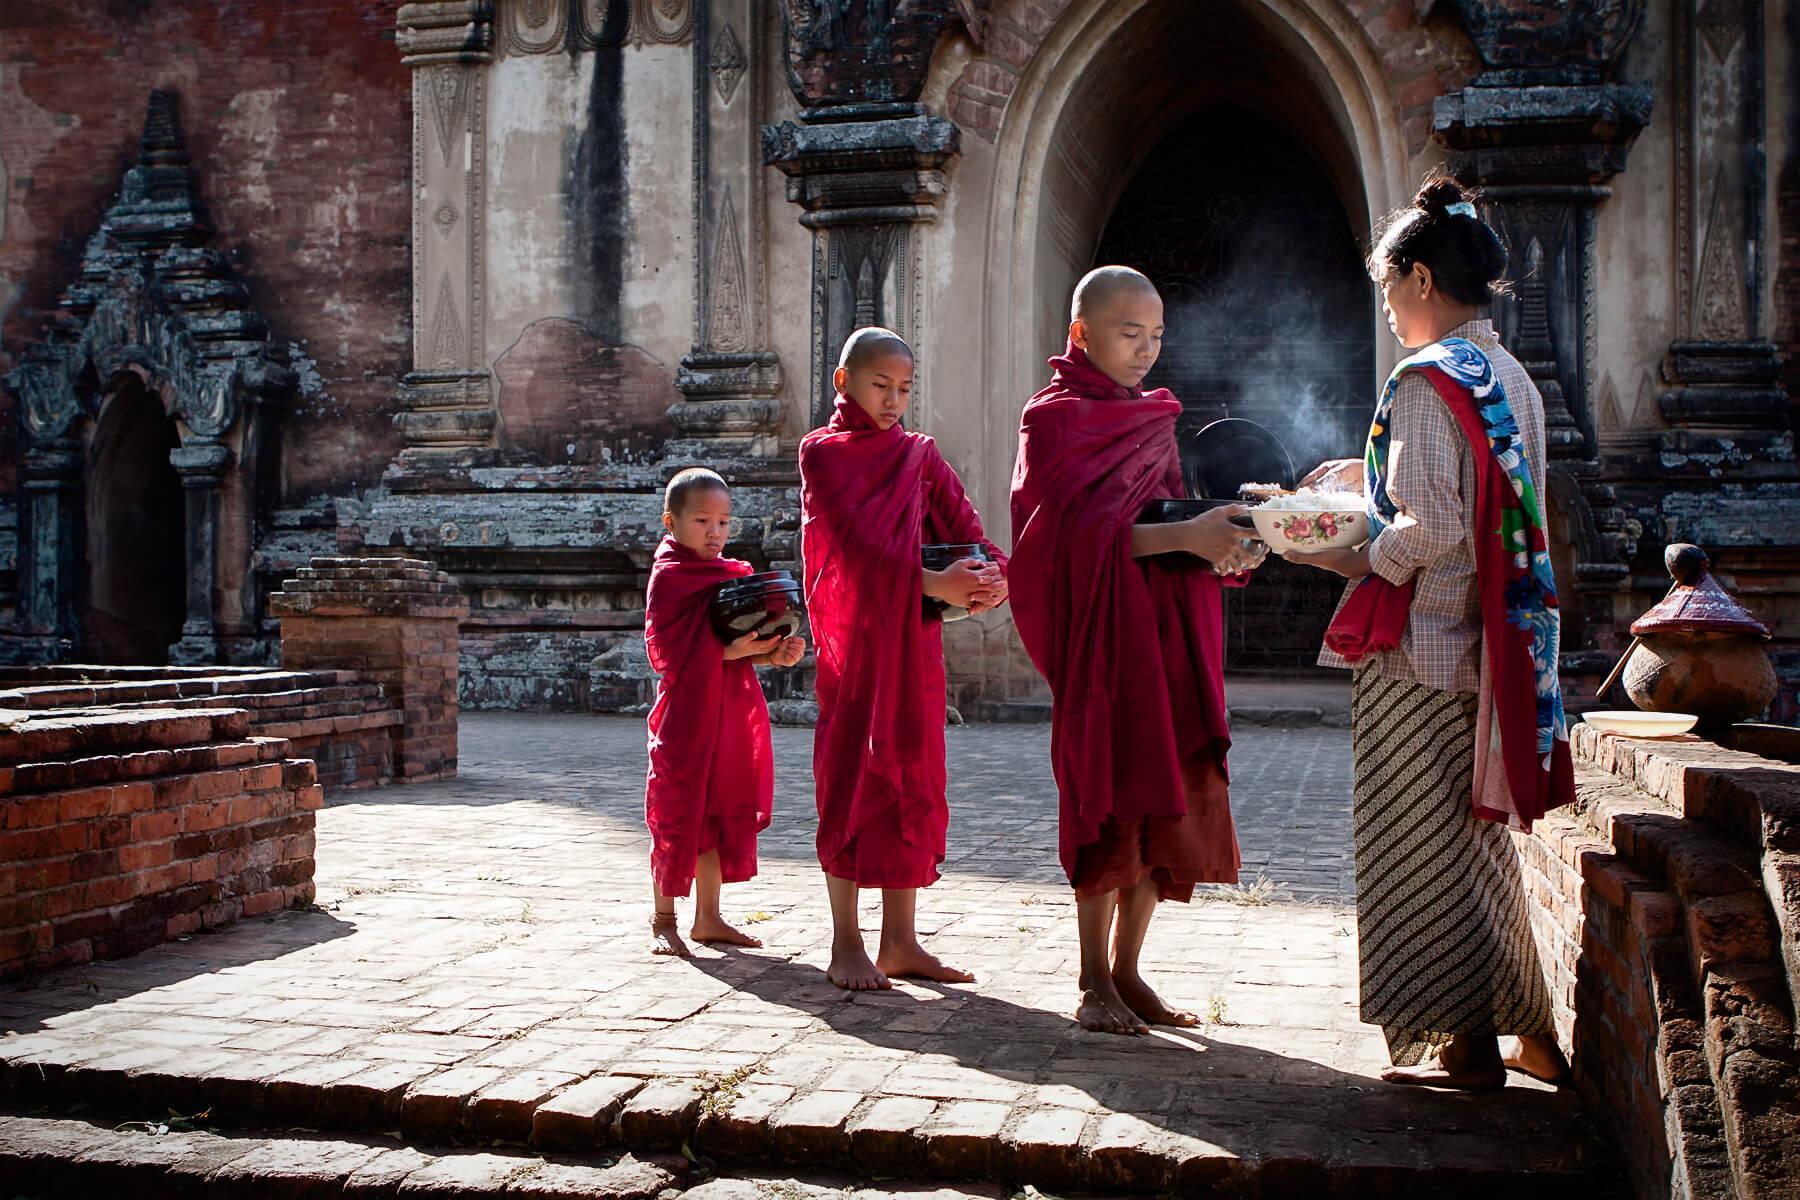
[
  {"xmin": 1, "ymin": 91, "xmax": 296, "ymax": 666},
  {"xmin": 396, "ymin": 3, "xmax": 496, "ymax": 452},
  {"xmin": 496, "ymin": 0, "xmax": 689, "ymax": 56},
  {"xmin": 4, "ymin": 93, "xmax": 295, "ymax": 448},
  {"xmin": 1659, "ymin": 0, "xmax": 1789, "ymax": 441}
]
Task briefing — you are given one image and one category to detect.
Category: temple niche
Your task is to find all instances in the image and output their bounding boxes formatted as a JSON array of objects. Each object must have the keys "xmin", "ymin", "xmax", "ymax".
[{"xmin": 0, "ymin": 0, "xmax": 1794, "ymax": 722}]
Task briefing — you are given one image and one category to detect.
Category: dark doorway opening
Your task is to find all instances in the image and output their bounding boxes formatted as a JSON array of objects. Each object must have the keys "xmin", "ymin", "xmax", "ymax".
[
  {"xmin": 1094, "ymin": 102, "xmax": 1375, "ymax": 671},
  {"xmin": 84, "ymin": 378, "xmax": 186, "ymax": 664}
]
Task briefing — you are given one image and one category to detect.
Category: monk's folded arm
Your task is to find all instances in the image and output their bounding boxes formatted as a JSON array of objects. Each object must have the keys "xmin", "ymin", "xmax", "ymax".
[{"xmin": 1367, "ymin": 374, "xmax": 1466, "ymax": 587}]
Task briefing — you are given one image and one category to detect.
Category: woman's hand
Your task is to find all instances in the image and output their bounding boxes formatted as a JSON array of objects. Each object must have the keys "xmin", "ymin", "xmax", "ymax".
[
  {"xmin": 1286, "ymin": 544, "xmax": 1373, "ymax": 578},
  {"xmin": 1299, "ymin": 458, "xmax": 1363, "ymax": 491},
  {"xmin": 767, "ymin": 636, "xmax": 806, "ymax": 668},
  {"xmin": 724, "ymin": 630, "xmax": 782, "ymax": 660},
  {"xmin": 924, "ymin": 558, "xmax": 1002, "ymax": 608}
]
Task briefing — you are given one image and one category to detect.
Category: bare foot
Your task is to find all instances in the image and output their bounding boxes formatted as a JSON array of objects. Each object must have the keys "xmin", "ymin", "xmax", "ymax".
[
  {"xmin": 1112, "ymin": 970, "xmax": 1199, "ymax": 1027},
  {"xmin": 1502, "ymin": 1035, "xmax": 1570, "ymax": 1085},
  {"xmin": 828, "ymin": 941, "xmax": 891, "ymax": 990},
  {"xmin": 650, "ymin": 913, "xmax": 690, "ymax": 958},
  {"xmin": 690, "ymin": 914, "xmax": 763, "ymax": 948},
  {"xmin": 876, "ymin": 941, "xmax": 975, "ymax": 984},
  {"xmin": 1075, "ymin": 984, "xmax": 1149, "ymax": 1036}
]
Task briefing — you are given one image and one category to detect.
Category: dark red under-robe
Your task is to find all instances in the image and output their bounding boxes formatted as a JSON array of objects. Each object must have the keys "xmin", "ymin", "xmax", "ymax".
[
  {"xmin": 643, "ymin": 535, "xmax": 774, "ymax": 898},
  {"xmin": 1009, "ymin": 342, "xmax": 1240, "ymax": 899},
  {"xmin": 800, "ymin": 395, "xmax": 1007, "ymax": 889}
]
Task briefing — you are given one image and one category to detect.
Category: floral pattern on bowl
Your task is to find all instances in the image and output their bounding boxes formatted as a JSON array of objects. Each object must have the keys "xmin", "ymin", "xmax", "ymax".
[{"xmin": 1248, "ymin": 508, "xmax": 1366, "ymax": 553}]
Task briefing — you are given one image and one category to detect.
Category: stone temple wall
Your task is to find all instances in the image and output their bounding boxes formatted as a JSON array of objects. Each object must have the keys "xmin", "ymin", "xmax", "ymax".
[{"xmin": 0, "ymin": 0, "xmax": 1794, "ymax": 722}]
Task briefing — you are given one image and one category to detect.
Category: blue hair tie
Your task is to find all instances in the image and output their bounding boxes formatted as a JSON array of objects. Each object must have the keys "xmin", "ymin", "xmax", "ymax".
[{"xmin": 1447, "ymin": 201, "xmax": 1477, "ymax": 219}]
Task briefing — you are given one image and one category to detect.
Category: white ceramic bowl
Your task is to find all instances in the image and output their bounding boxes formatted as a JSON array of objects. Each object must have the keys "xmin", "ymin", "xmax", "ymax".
[
  {"xmin": 1249, "ymin": 508, "xmax": 1367, "ymax": 553},
  {"xmin": 1581, "ymin": 710, "xmax": 1699, "ymax": 738}
]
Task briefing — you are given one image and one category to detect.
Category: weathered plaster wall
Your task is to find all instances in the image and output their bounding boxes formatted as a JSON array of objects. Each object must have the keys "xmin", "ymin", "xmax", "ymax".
[
  {"xmin": 0, "ymin": 0, "xmax": 411, "ymax": 503},
  {"xmin": 485, "ymin": 39, "xmax": 693, "ymax": 467}
]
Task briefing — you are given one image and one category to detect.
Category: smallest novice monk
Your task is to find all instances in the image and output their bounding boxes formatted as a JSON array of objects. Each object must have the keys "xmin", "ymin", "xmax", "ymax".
[{"xmin": 644, "ymin": 467, "xmax": 806, "ymax": 957}]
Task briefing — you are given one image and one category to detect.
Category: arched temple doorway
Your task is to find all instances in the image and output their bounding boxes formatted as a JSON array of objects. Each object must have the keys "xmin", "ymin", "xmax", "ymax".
[
  {"xmin": 1095, "ymin": 104, "xmax": 1375, "ymax": 668},
  {"xmin": 82, "ymin": 377, "xmax": 186, "ymax": 664},
  {"xmin": 981, "ymin": 0, "xmax": 1411, "ymax": 672}
]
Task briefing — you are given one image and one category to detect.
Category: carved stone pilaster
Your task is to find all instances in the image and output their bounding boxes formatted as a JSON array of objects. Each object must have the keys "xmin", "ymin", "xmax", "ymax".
[
  {"xmin": 1657, "ymin": 0, "xmax": 1791, "ymax": 464},
  {"xmin": 1435, "ymin": 81, "xmax": 1652, "ymax": 459},
  {"xmin": 764, "ymin": 112, "xmax": 959, "ymax": 426},
  {"xmin": 396, "ymin": 3, "xmax": 495, "ymax": 453},
  {"xmin": 761, "ymin": 2, "xmax": 973, "ymax": 428},
  {"xmin": 16, "ymin": 443, "xmax": 81, "ymax": 659},
  {"xmin": 671, "ymin": 1, "xmax": 783, "ymax": 460},
  {"xmin": 167, "ymin": 441, "xmax": 231, "ymax": 665}
]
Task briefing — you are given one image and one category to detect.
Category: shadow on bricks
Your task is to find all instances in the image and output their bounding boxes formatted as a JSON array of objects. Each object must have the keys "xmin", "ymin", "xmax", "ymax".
[
  {"xmin": 0, "ymin": 908, "xmax": 353, "ymax": 1036},
  {"xmin": 680, "ymin": 949, "xmax": 1556, "ymax": 1181}
]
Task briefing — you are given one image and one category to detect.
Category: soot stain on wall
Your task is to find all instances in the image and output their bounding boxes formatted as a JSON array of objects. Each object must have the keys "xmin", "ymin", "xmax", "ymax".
[{"xmin": 565, "ymin": 42, "xmax": 627, "ymax": 345}]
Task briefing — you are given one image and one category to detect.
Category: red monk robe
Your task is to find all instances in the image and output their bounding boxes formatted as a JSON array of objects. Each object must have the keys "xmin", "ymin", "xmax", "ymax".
[
  {"xmin": 643, "ymin": 535, "xmax": 775, "ymax": 898},
  {"xmin": 800, "ymin": 395, "xmax": 1007, "ymax": 889},
  {"xmin": 1009, "ymin": 342, "xmax": 1240, "ymax": 898}
]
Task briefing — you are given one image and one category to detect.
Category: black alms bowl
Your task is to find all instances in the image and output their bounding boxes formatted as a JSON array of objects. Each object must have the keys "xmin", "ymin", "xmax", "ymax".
[
  {"xmin": 710, "ymin": 571, "xmax": 804, "ymax": 642},
  {"xmin": 922, "ymin": 543, "xmax": 991, "ymax": 623}
]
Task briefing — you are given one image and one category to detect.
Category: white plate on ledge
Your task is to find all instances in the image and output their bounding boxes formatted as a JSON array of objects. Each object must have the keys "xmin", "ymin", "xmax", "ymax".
[{"xmin": 1581, "ymin": 711, "xmax": 1698, "ymax": 738}]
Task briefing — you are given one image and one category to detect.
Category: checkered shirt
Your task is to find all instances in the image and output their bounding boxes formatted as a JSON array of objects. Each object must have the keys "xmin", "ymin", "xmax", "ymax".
[{"xmin": 1316, "ymin": 321, "xmax": 1549, "ymax": 693}]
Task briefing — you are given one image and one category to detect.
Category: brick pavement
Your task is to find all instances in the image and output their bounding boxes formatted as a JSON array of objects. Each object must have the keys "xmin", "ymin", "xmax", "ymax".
[{"xmin": 0, "ymin": 714, "xmax": 1617, "ymax": 1194}]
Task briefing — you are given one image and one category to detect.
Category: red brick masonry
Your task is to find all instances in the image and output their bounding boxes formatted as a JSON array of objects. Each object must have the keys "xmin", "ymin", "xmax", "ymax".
[
  {"xmin": 0, "ymin": 667, "xmax": 400, "ymax": 792},
  {"xmin": 1517, "ymin": 724, "xmax": 1800, "ymax": 1200},
  {"xmin": 271, "ymin": 558, "xmax": 469, "ymax": 782},
  {"xmin": 0, "ymin": 707, "xmax": 321, "ymax": 981}
]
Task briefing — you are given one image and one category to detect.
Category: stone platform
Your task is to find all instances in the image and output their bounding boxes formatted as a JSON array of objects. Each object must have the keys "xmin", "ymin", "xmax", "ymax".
[{"xmin": 0, "ymin": 715, "xmax": 1619, "ymax": 1195}]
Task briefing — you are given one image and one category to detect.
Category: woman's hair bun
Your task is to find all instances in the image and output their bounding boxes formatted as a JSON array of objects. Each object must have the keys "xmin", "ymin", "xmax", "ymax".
[
  {"xmin": 1369, "ymin": 170, "xmax": 1510, "ymax": 306},
  {"xmin": 1414, "ymin": 174, "xmax": 1469, "ymax": 218}
]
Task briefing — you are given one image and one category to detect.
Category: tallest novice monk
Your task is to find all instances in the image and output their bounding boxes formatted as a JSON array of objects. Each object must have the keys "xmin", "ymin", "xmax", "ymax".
[{"xmin": 1010, "ymin": 266, "xmax": 1257, "ymax": 1035}]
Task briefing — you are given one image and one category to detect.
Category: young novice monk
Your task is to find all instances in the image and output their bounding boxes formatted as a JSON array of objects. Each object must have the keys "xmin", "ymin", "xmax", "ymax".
[
  {"xmin": 800, "ymin": 327, "xmax": 1008, "ymax": 990},
  {"xmin": 1010, "ymin": 266, "xmax": 1259, "ymax": 1035},
  {"xmin": 645, "ymin": 467, "xmax": 806, "ymax": 958}
]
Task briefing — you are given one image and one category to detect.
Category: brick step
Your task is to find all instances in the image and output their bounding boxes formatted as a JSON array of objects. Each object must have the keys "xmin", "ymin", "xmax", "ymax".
[
  {"xmin": 1, "ymin": 733, "xmax": 294, "ymax": 797},
  {"xmin": 252, "ymin": 695, "xmax": 397, "ymax": 723},
  {"xmin": 0, "ymin": 708, "xmax": 256, "ymax": 771},
  {"xmin": 0, "ymin": 1113, "xmax": 685, "ymax": 1199},
  {"xmin": 0, "ymin": 670, "xmax": 356, "ymax": 711},
  {"xmin": 74, "ymin": 683, "xmax": 389, "ymax": 716},
  {"xmin": 0, "ymin": 1062, "xmax": 1616, "ymax": 1197},
  {"xmin": 261, "ymin": 711, "xmax": 404, "ymax": 742}
]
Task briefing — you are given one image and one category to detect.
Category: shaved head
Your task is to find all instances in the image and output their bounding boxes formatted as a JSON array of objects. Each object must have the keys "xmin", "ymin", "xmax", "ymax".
[
  {"xmin": 836, "ymin": 326, "xmax": 914, "ymax": 371},
  {"xmin": 664, "ymin": 466, "xmax": 728, "ymax": 515},
  {"xmin": 1071, "ymin": 265, "xmax": 1159, "ymax": 323}
]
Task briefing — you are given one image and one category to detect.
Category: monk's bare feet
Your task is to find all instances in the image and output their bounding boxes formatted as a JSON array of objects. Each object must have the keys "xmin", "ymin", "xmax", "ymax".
[
  {"xmin": 650, "ymin": 912, "xmax": 690, "ymax": 958},
  {"xmin": 1112, "ymin": 970, "xmax": 1199, "ymax": 1028},
  {"xmin": 690, "ymin": 914, "xmax": 763, "ymax": 948},
  {"xmin": 876, "ymin": 941, "xmax": 975, "ymax": 984},
  {"xmin": 1502, "ymin": 1034, "xmax": 1570, "ymax": 1086},
  {"xmin": 1075, "ymin": 973, "xmax": 1148, "ymax": 1036},
  {"xmin": 1381, "ymin": 1037, "xmax": 1505, "ymax": 1090},
  {"xmin": 828, "ymin": 941, "xmax": 891, "ymax": 990}
]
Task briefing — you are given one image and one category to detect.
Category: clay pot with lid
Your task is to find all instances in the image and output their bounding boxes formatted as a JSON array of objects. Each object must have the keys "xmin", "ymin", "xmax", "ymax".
[{"xmin": 1621, "ymin": 544, "xmax": 1776, "ymax": 731}]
